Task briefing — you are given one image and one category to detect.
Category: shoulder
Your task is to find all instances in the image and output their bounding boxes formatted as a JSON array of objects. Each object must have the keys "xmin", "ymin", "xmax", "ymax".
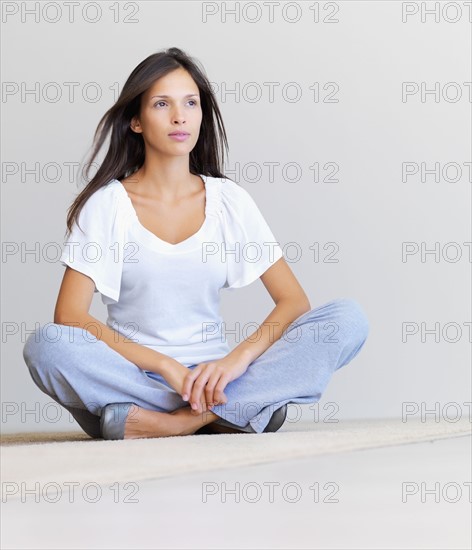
[
  {"xmin": 78, "ymin": 180, "xmax": 123, "ymax": 215},
  {"xmin": 218, "ymin": 178, "xmax": 271, "ymax": 225},
  {"xmin": 217, "ymin": 177, "xmax": 248, "ymax": 199},
  {"xmin": 213, "ymin": 177, "xmax": 259, "ymax": 212},
  {"xmin": 211, "ymin": 177, "xmax": 276, "ymax": 238},
  {"xmin": 71, "ymin": 180, "xmax": 129, "ymax": 236},
  {"xmin": 87, "ymin": 179, "xmax": 121, "ymax": 203}
]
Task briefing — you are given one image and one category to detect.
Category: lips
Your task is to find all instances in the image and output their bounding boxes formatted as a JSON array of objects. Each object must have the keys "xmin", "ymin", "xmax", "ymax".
[{"xmin": 169, "ymin": 132, "xmax": 190, "ymax": 136}]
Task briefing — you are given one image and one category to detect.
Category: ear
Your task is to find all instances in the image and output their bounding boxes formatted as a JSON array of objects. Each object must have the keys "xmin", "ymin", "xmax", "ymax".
[{"xmin": 130, "ymin": 116, "xmax": 142, "ymax": 134}]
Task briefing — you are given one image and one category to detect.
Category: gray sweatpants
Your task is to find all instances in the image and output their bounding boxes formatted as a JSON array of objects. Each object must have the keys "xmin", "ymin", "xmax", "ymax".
[{"xmin": 22, "ymin": 298, "xmax": 370, "ymax": 437}]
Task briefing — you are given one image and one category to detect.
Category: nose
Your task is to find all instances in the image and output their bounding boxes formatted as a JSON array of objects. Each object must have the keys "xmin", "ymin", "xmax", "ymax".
[{"xmin": 172, "ymin": 107, "xmax": 186, "ymax": 124}]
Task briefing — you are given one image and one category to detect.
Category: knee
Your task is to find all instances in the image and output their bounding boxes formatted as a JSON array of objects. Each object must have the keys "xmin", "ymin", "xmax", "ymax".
[
  {"xmin": 23, "ymin": 325, "xmax": 42, "ymax": 366},
  {"xmin": 333, "ymin": 298, "xmax": 370, "ymax": 343},
  {"xmin": 23, "ymin": 324, "xmax": 49, "ymax": 373},
  {"xmin": 23, "ymin": 323, "xmax": 71, "ymax": 374}
]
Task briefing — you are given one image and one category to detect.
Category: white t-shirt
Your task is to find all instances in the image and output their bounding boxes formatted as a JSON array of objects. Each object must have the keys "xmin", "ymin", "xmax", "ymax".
[{"xmin": 59, "ymin": 175, "xmax": 284, "ymax": 367}]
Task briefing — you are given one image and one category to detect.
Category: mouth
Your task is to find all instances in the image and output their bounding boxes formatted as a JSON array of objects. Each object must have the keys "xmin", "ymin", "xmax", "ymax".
[{"xmin": 168, "ymin": 132, "xmax": 190, "ymax": 136}]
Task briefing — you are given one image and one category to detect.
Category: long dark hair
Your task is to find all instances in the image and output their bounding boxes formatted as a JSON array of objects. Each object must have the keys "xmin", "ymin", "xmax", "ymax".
[{"xmin": 65, "ymin": 47, "xmax": 230, "ymax": 238}]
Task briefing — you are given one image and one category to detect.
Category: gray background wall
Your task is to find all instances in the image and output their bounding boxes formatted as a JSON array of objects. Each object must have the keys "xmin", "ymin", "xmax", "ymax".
[{"xmin": 2, "ymin": 0, "xmax": 471, "ymax": 433}]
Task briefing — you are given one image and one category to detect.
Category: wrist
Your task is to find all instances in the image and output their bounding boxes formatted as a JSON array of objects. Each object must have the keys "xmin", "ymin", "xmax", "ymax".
[
  {"xmin": 225, "ymin": 348, "xmax": 253, "ymax": 370},
  {"xmin": 158, "ymin": 359, "xmax": 187, "ymax": 392}
]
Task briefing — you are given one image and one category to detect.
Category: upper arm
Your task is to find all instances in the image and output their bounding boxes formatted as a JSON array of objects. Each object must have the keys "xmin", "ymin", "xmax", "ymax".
[
  {"xmin": 58, "ymin": 185, "xmax": 125, "ymax": 304},
  {"xmin": 54, "ymin": 266, "xmax": 96, "ymax": 323},
  {"xmin": 259, "ymin": 256, "xmax": 311, "ymax": 308}
]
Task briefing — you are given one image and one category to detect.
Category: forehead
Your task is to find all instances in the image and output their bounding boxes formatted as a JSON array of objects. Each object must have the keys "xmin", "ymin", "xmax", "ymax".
[{"xmin": 145, "ymin": 69, "xmax": 199, "ymax": 98}]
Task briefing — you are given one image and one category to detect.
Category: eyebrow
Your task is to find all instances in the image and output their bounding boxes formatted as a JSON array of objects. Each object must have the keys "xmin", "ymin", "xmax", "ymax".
[{"xmin": 150, "ymin": 94, "xmax": 199, "ymax": 99}]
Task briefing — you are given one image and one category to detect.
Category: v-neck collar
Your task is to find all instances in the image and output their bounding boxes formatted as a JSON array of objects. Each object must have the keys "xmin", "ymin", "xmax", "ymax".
[{"xmin": 112, "ymin": 174, "xmax": 217, "ymax": 253}]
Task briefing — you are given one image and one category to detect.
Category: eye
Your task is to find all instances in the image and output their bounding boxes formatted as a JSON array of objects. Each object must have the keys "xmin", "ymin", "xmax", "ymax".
[{"xmin": 153, "ymin": 99, "xmax": 199, "ymax": 108}]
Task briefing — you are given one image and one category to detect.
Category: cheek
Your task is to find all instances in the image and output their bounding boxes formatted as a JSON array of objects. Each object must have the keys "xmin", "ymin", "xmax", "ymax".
[
  {"xmin": 142, "ymin": 115, "xmax": 168, "ymax": 139},
  {"xmin": 149, "ymin": 112, "xmax": 167, "ymax": 128},
  {"xmin": 192, "ymin": 114, "xmax": 203, "ymax": 133}
]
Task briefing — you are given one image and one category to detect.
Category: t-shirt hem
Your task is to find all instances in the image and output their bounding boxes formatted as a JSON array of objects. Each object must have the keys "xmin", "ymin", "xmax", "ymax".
[
  {"xmin": 224, "ymin": 247, "xmax": 284, "ymax": 291},
  {"xmin": 59, "ymin": 258, "xmax": 120, "ymax": 302}
]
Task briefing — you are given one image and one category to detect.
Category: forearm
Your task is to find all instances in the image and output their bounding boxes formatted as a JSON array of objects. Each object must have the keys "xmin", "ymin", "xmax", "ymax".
[
  {"xmin": 53, "ymin": 312, "xmax": 173, "ymax": 377},
  {"xmin": 225, "ymin": 298, "xmax": 312, "ymax": 368}
]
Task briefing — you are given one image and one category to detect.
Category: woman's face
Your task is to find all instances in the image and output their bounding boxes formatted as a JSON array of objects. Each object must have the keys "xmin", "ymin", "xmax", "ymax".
[{"xmin": 131, "ymin": 68, "xmax": 203, "ymax": 157}]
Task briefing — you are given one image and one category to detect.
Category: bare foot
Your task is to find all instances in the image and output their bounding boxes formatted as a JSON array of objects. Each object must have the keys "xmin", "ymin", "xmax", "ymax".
[{"xmin": 123, "ymin": 405, "xmax": 219, "ymax": 440}]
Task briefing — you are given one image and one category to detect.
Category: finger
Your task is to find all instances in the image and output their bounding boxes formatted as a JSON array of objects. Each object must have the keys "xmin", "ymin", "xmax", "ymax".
[
  {"xmin": 193, "ymin": 364, "xmax": 217, "ymax": 412},
  {"xmin": 190, "ymin": 371, "xmax": 212, "ymax": 413},
  {"xmin": 182, "ymin": 367, "xmax": 201, "ymax": 401},
  {"xmin": 198, "ymin": 390, "xmax": 208, "ymax": 413},
  {"xmin": 204, "ymin": 373, "xmax": 219, "ymax": 407},
  {"xmin": 191, "ymin": 397, "xmax": 208, "ymax": 416},
  {"xmin": 190, "ymin": 400, "xmax": 206, "ymax": 415},
  {"xmin": 212, "ymin": 376, "xmax": 229, "ymax": 405}
]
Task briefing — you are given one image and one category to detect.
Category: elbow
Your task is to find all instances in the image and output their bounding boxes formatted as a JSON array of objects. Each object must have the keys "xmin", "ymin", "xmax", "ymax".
[
  {"xmin": 298, "ymin": 299, "xmax": 312, "ymax": 315},
  {"xmin": 278, "ymin": 294, "xmax": 311, "ymax": 314},
  {"xmin": 53, "ymin": 308, "xmax": 64, "ymax": 325},
  {"xmin": 53, "ymin": 313, "xmax": 69, "ymax": 325},
  {"xmin": 294, "ymin": 292, "xmax": 312, "ymax": 315},
  {"xmin": 53, "ymin": 309, "xmax": 88, "ymax": 327},
  {"xmin": 53, "ymin": 306, "xmax": 68, "ymax": 325},
  {"xmin": 292, "ymin": 289, "xmax": 311, "ymax": 313}
]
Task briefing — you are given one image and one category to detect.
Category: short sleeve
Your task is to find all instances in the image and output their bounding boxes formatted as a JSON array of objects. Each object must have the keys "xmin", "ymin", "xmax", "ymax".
[
  {"xmin": 219, "ymin": 180, "xmax": 284, "ymax": 291},
  {"xmin": 59, "ymin": 184, "xmax": 127, "ymax": 303}
]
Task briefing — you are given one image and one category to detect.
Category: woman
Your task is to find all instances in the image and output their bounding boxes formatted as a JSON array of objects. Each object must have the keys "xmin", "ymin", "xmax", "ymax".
[{"xmin": 22, "ymin": 47, "xmax": 370, "ymax": 440}]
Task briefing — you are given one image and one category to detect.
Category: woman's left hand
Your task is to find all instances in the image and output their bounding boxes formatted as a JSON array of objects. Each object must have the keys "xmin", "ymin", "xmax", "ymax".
[{"xmin": 181, "ymin": 357, "xmax": 250, "ymax": 415}]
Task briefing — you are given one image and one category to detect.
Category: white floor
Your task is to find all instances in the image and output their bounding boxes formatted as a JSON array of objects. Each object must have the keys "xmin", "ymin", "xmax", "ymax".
[{"xmin": 2, "ymin": 434, "xmax": 471, "ymax": 549}]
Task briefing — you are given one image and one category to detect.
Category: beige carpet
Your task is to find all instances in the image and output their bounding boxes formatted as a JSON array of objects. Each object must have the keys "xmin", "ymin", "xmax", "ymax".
[{"xmin": 2, "ymin": 417, "xmax": 470, "ymax": 502}]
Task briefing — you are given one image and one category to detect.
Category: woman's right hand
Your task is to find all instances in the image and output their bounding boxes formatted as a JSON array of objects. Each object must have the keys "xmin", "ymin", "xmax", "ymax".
[{"xmin": 159, "ymin": 359, "xmax": 212, "ymax": 413}]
